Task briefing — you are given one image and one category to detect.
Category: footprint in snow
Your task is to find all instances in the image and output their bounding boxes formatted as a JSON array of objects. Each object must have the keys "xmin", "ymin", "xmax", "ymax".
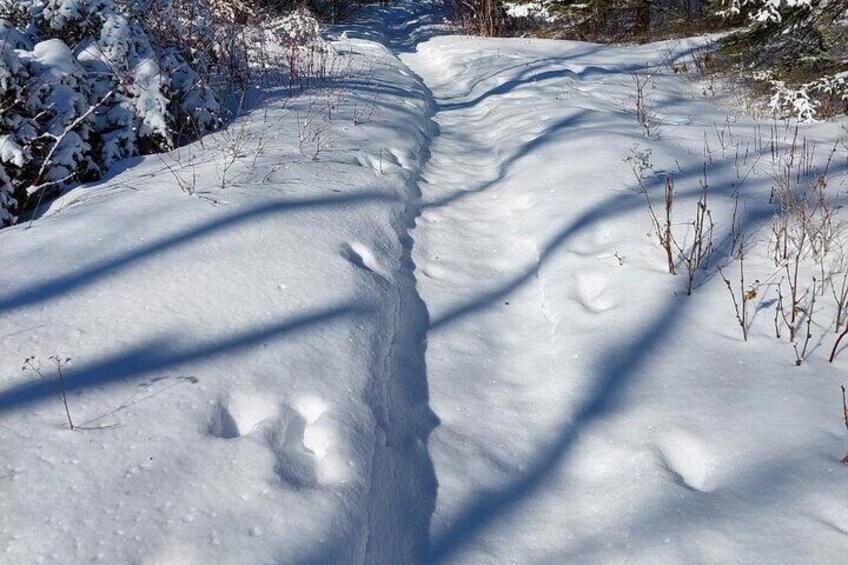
[
  {"xmin": 265, "ymin": 405, "xmax": 317, "ymax": 487},
  {"xmin": 575, "ymin": 272, "xmax": 616, "ymax": 313},
  {"xmin": 568, "ymin": 222, "xmax": 616, "ymax": 257},
  {"xmin": 208, "ymin": 392, "xmax": 278, "ymax": 439},
  {"xmin": 419, "ymin": 211, "xmax": 441, "ymax": 224},
  {"xmin": 208, "ymin": 393, "xmax": 346, "ymax": 487},
  {"xmin": 265, "ymin": 396, "xmax": 348, "ymax": 487},
  {"xmin": 341, "ymin": 242, "xmax": 387, "ymax": 280},
  {"xmin": 651, "ymin": 430, "xmax": 717, "ymax": 493}
]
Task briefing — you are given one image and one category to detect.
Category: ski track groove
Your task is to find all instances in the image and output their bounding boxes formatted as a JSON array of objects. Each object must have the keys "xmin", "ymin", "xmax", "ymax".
[{"xmin": 359, "ymin": 5, "xmax": 443, "ymax": 563}]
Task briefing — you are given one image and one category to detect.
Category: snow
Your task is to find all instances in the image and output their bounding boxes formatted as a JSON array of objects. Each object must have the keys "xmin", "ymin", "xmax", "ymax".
[
  {"xmin": 0, "ymin": 135, "xmax": 25, "ymax": 167},
  {"xmin": 403, "ymin": 33, "xmax": 848, "ymax": 563},
  {"xmin": 504, "ymin": 1, "xmax": 556, "ymax": 22},
  {"xmin": 2, "ymin": 2, "xmax": 848, "ymax": 563}
]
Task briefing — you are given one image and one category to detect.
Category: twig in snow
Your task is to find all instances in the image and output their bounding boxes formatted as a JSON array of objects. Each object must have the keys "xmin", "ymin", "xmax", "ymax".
[
  {"xmin": 23, "ymin": 356, "xmax": 75, "ymax": 430},
  {"xmin": 830, "ymin": 325, "xmax": 848, "ymax": 363}
]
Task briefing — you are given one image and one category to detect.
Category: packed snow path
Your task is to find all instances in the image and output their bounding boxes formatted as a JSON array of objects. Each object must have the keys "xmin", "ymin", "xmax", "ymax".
[{"xmin": 3, "ymin": 2, "xmax": 848, "ymax": 564}]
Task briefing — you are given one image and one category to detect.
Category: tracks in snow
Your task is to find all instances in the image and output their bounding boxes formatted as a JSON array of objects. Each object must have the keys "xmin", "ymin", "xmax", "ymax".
[
  {"xmin": 355, "ymin": 4, "xmax": 619, "ymax": 562},
  {"xmin": 355, "ymin": 6, "xmax": 443, "ymax": 562},
  {"xmin": 360, "ymin": 76, "xmax": 439, "ymax": 560}
]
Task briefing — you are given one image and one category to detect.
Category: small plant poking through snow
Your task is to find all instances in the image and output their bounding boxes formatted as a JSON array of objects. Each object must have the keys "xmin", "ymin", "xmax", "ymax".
[
  {"xmin": 22, "ymin": 355, "xmax": 75, "ymax": 430},
  {"xmin": 632, "ymin": 120, "xmax": 848, "ymax": 363}
]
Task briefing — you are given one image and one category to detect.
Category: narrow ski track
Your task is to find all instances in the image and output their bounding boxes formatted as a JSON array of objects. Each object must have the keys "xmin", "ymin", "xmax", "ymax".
[{"xmin": 350, "ymin": 2, "xmax": 446, "ymax": 563}]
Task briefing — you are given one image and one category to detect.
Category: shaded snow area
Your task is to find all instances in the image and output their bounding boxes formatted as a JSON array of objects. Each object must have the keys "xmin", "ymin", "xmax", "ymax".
[{"xmin": 2, "ymin": 2, "xmax": 848, "ymax": 563}]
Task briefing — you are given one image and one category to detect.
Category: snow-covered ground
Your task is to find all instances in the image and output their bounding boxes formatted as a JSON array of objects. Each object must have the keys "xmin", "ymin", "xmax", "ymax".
[{"xmin": 2, "ymin": 2, "xmax": 848, "ymax": 563}]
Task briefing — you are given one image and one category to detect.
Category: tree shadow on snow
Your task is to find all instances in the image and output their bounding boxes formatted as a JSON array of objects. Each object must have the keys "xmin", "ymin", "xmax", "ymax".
[
  {"xmin": 0, "ymin": 303, "xmax": 367, "ymax": 414},
  {"xmin": 0, "ymin": 191, "xmax": 398, "ymax": 315},
  {"xmin": 423, "ymin": 173, "xmax": 784, "ymax": 562}
]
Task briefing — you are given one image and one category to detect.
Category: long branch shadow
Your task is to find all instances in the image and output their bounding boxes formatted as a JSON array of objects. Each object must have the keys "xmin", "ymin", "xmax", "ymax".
[
  {"xmin": 421, "ymin": 108, "xmax": 591, "ymax": 211},
  {"xmin": 421, "ymin": 70, "xmax": 745, "ymax": 213},
  {"xmin": 428, "ymin": 285, "xmax": 687, "ymax": 563},
  {"xmin": 0, "ymin": 190, "xmax": 397, "ymax": 315},
  {"xmin": 439, "ymin": 63, "xmax": 626, "ymax": 113},
  {"xmin": 423, "ymin": 39, "xmax": 714, "ymax": 114},
  {"xmin": 0, "ymin": 302, "xmax": 369, "ymax": 414},
  {"xmin": 426, "ymin": 53, "xmax": 601, "ymax": 105},
  {"xmin": 426, "ymin": 197, "xmax": 776, "ymax": 562},
  {"xmin": 423, "ymin": 137, "xmax": 845, "ymax": 558},
  {"xmin": 430, "ymin": 154, "xmax": 768, "ymax": 331}
]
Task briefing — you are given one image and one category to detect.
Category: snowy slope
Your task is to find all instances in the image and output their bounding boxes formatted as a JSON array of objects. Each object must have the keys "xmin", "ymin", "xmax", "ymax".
[
  {"xmin": 0, "ymin": 9, "xmax": 440, "ymax": 562},
  {"xmin": 404, "ymin": 34, "xmax": 848, "ymax": 564},
  {"xmin": 2, "ymin": 2, "xmax": 848, "ymax": 564}
]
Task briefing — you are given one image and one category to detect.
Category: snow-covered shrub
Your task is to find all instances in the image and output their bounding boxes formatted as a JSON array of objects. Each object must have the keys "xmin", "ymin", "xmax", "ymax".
[
  {"xmin": 0, "ymin": 0, "xmax": 335, "ymax": 226},
  {"xmin": 0, "ymin": 0, "xmax": 295, "ymax": 226},
  {"xmin": 263, "ymin": 7, "xmax": 328, "ymax": 93},
  {"xmin": 138, "ymin": 0, "xmax": 256, "ymax": 94},
  {"xmin": 0, "ymin": 22, "xmax": 31, "ymax": 226},
  {"xmin": 0, "ymin": 18, "xmax": 97, "ymax": 225},
  {"xmin": 68, "ymin": 4, "xmax": 174, "ymax": 165},
  {"xmin": 505, "ymin": 1, "xmax": 560, "ymax": 23},
  {"xmin": 270, "ymin": 6, "xmax": 324, "ymax": 47},
  {"xmin": 761, "ymin": 71, "xmax": 848, "ymax": 121},
  {"xmin": 767, "ymin": 79, "xmax": 821, "ymax": 122}
]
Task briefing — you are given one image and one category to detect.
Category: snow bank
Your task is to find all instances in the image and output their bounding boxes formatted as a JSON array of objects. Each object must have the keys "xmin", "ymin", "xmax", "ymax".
[
  {"xmin": 404, "ymin": 33, "xmax": 848, "ymax": 564},
  {"xmin": 0, "ymin": 18, "xmax": 436, "ymax": 562}
]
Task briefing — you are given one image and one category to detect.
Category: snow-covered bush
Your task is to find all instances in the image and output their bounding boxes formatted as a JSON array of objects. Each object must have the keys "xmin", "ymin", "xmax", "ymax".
[
  {"xmin": 0, "ymin": 22, "xmax": 31, "ymax": 226},
  {"xmin": 0, "ymin": 0, "xmax": 226, "ymax": 225},
  {"xmin": 761, "ymin": 72, "xmax": 848, "ymax": 121},
  {"xmin": 270, "ymin": 6, "xmax": 324, "ymax": 47},
  {"xmin": 504, "ymin": 1, "xmax": 559, "ymax": 24},
  {"xmin": 0, "ymin": 0, "xmax": 321, "ymax": 227},
  {"xmin": 263, "ymin": 6, "xmax": 327, "ymax": 93},
  {"xmin": 0, "ymin": 16, "xmax": 98, "ymax": 225}
]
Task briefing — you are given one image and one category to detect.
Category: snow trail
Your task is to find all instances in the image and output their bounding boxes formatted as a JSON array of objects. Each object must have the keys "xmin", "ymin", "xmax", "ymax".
[
  {"xmin": 359, "ymin": 65, "xmax": 437, "ymax": 563},
  {"xmin": 344, "ymin": 4, "xmax": 445, "ymax": 562},
  {"xmin": 401, "ymin": 38, "xmax": 571, "ymax": 563}
]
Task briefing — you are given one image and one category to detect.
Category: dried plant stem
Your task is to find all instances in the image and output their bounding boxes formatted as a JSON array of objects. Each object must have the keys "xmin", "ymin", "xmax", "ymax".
[
  {"xmin": 794, "ymin": 278, "xmax": 816, "ymax": 366},
  {"xmin": 22, "ymin": 356, "xmax": 75, "ymax": 430},
  {"xmin": 842, "ymin": 386, "xmax": 848, "ymax": 431},
  {"xmin": 718, "ymin": 258, "xmax": 748, "ymax": 342},
  {"xmin": 55, "ymin": 359, "xmax": 74, "ymax": 430},
  {"xmin": 830, "ymin": 325, "xmax": 848, "ymax": 363}
]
